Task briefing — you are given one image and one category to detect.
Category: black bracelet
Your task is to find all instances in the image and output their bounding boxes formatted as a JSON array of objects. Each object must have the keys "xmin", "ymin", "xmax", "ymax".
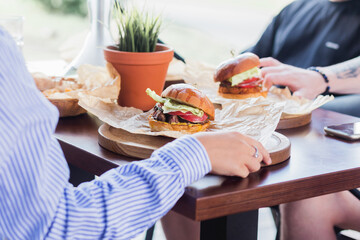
[{"xmin": 307, "ymin": 66, "xmax": 330, "ymax": 95}]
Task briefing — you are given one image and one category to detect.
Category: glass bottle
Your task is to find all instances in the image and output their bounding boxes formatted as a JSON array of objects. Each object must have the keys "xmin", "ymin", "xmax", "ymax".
[{"xmin": 62, "ymin": 0, "xmax": 114, "ymax": 76}]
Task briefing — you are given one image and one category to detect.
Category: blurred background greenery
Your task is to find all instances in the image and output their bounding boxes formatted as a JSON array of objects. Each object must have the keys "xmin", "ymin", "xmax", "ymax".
[
  {"xmin": 0, "ymin": 0, "xmax": 293, "ymax": 65},
  {"xmin": 33, "ymin": 0, "xmax": 87, "ymax": 16}
]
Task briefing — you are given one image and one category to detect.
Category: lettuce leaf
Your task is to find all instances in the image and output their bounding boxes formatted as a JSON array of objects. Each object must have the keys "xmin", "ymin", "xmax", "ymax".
[
  {"xmin": 229, "ymin": 67, "xmax": 261, "ymax": 86},
  {"xmin": 146, "ymin": 88, "xmax": 204, "ymax": 117}
]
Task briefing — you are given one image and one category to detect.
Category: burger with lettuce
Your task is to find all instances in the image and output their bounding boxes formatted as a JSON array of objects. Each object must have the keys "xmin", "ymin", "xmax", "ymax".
[
  {"xmin": 146, "ymin": 84, "xmax": 215, "ymax": 133},
  {"xmin": 214, "ymin": 52, "xmax": 267, "ymax": 99}
]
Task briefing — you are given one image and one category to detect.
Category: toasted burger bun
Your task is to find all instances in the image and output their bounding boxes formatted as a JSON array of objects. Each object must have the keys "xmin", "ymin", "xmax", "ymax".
[
  {"xmin": 161, "ymin": 83, "xmax": 215, "ymax": 120},
  {"xmin": 214, "ymin": 52, "xmax": 260, "ymax": 83},
  {"xmin": 149, "ymin": 116, "xmax": 211, "ymax": 134},
  {"xmin": 218, "ymin": 91, "xmax": 268, "ymax": 99}
]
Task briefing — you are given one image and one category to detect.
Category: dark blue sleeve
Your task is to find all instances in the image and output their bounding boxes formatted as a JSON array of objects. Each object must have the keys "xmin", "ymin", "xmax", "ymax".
[
  {"xmin": 244, "ymin": 2, "xmax": 297, "ymax": 57},
  {"xmin": 244, "ymin": 16, "xmax": 280, "ymax": 57}
]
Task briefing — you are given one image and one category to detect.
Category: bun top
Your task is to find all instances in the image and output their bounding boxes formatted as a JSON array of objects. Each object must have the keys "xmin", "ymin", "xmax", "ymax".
[
  {"xmin": 214, "ymin": 52, "xmax": 260, "ymax": 82},
  {"xmin": 161, "ymin": 83, "xmax": 215, "ymax": 120}
]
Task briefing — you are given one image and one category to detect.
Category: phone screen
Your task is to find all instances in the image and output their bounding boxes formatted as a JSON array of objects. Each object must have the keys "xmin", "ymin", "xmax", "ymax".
[
  {"xmin": 324, "ymin": 122, "xmax": 360, "ymax": 140},
  {"xmin": 327, "ymin": 122, "xmax": 360, "ymax": 135}
]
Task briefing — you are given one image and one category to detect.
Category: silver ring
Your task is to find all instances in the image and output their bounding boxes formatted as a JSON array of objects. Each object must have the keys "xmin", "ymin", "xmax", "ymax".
[{"xmin": 253, "ymin": 146, "xmax": 259, "ymax": 158}]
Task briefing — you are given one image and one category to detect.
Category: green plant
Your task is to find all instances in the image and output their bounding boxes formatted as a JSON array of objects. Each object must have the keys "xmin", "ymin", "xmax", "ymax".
[{"xmin": 114, "ymin": 3, "xmax": 162, "ymax": 52}]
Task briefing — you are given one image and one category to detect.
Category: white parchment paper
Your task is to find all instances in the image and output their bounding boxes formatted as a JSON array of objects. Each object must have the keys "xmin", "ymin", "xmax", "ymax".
[{"xmin": 78, "ymin": 94, "xmax": 284, "ymax": 144}]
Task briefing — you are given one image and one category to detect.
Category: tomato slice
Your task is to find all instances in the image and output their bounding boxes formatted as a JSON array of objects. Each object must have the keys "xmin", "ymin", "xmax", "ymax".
[
  {"xmin": 179, "ymin": 114, "xmax": 208, "ymax": 123},
  {"xmin": 236, "ymin": 77, "xmax": 263, "ymax": 88},
  {"xmin": 240, "ymin": 77, "xmax": 259, "ymax": 84},
  {"xmin": 240, "ymin": 82, "xmax": 260, "ymax": 88},
  {"xmin": 168, "ymin": 111, "xmax": 187, "ymax": 116},
  {"xmin": 169, "ymin": 111, "xmax": 208, "ymax": 123}
]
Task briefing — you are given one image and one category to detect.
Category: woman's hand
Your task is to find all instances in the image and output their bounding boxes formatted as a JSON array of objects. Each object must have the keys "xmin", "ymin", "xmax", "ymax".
[
  {"xmin": 195, "ymin": 132, "xmax": 271, "ymax": 178},
  {"xmin": 260, "ymin": 57, "xmax": 327, "ymax": 99}
]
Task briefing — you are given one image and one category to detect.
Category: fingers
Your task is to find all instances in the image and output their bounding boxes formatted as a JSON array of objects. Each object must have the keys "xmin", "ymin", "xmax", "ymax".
[
  {"xmin": 261, "ymin": 65, "xmax": 285, "ymax": 75},
  {"xmin": 245, "ymin": 147, "xmax": 262, "ymax": 173},
  {"xmin": 260, "ymin": 58, "xmax": 296, "ymax": 90},
  {"xmin": 196, "ymin": 131, "xmax": 272, "ymax": 178},
  {"xmin": 234, "ymin": 165, "xmax": 250, "ymax": 178},
  {"xmin": 251, "ymin": 146, "xmax": 271, "ymax": 166},
  {"xmin": 259, "ymin": 57, "xmax": 282, "ymax": 68},
  {"xmin": 263, "ymin": 75, "xmax": 276, "ymax": 90},
  {"xmin": 241, "ymin": 134, "xmax": 271, "ymax": 164},
  {"xmin": 253, "ymin": 141, "xmax": 271, "ymax": 165},
  {"xmin": 260, "ymin": 147, "xmax": 272, "ymax": 166},
  {"xmin": 234, "ymin": 137, "xmax": 271, "ymax": 176},
  {"xmin": 262, "ymin": 71, "xmax": 295, "ymax": 89},
  {"xmin": 261, "ymin": 62, "xmax": 319, "ymax": 97},
  {"xmin": 261, "ymin": 66, "xmax": 288, "ymax": 89}
]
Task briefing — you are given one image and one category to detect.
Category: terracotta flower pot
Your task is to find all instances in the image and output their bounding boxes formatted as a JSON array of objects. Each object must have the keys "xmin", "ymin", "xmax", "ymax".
[{"xmin": 104, "ymin": 44, "xmax": 174, "ymax": 111}]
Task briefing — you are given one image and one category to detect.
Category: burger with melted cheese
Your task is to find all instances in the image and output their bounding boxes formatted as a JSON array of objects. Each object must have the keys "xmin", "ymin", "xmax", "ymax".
[
  {"xmin": 214, "ymin": 52, "xmax": 267, "ymax": 99},
  {"xmin": 146, "ymin": 84, "xmax": 215, "ymax": 133}
]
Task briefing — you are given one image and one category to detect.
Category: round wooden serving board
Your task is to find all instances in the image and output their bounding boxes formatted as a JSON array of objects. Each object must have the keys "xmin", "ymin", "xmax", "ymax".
[
  {"xmin": 276, "ymin": 112, "xmax": 312, "ymax": 130},
  {"xmin": 98, "ymin": 124, "xmax": 291, "ymax": 166}
]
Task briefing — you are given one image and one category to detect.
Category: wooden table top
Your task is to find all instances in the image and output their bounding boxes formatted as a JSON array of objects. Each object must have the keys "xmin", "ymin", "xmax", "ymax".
[{"xmin": 55, "ymin": 109, "xmax": 360, "ymax": 221}]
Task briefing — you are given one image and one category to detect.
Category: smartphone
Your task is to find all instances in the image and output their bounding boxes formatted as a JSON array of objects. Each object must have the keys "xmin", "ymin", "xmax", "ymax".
[{"xmin": 324, "ymin": 122, "xmax": 360, "ymax": 141}]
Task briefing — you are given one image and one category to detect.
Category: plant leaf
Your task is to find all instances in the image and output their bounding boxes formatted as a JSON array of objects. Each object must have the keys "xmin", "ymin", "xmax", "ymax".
[{"xmin": 114, "ymin": 4, "xmax": 162, "ymax": 52}]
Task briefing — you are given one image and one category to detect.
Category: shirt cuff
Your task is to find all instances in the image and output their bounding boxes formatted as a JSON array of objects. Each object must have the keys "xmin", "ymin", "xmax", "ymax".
[{"xmin": 155, "ymin": 135, "xmax": 212, "ymax": 187}]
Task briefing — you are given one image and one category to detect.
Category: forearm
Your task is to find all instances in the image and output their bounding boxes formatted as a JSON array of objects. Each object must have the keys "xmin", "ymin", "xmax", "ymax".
[
  {"xmin": 46, "ymin": 136, "xmax": 211, "ymax": 240},
  {"xmin": 320, "ymin": 56, "xmax": 360, "ymax": 94},
  {"xmin": 0, "ymin": 27, "xmax": 210, "ymax": 240}
]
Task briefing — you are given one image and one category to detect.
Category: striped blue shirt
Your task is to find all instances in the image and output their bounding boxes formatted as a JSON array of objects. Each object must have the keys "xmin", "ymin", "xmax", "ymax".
[{"xmin": 0, "ymin": 28, "xmax": 212, "ymax": 239}]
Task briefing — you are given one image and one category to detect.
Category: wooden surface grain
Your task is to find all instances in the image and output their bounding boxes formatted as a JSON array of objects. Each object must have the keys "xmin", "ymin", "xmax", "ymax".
[{"xmin": 55, "ymin": 109, "xmax": 360, "ymax": 221}]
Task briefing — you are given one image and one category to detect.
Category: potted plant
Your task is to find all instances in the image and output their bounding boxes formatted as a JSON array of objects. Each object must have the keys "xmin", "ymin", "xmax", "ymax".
[{"xmin": 104, "ymin": 3, "xmax": 174, "ymax": 111}]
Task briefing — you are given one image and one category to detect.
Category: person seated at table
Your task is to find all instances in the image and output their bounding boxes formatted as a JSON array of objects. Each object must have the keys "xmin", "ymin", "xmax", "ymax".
[
  {"xmin": 160, "ymin": 55, "xmax": 360, "ymax": 240},
  {"xmin": 0, "ymin": 27, "xmax": 272, "ymax": 239},
  {"xmin": 246, "ymin": 0, "xmax": 360, "ymax": 117},
  {"xmin": 163, "ymin": 1, "xmax": 360, "ymax": 238},
  {"xmin": 261, "ymin": 56, "xmax": 360, "ymax": 240}
]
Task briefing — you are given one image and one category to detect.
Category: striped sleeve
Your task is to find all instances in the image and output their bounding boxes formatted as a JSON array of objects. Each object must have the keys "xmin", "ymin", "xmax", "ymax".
[
  {"xmin": 0, "ymin": 28, "xmax": 70, "ymax": 239},
  {"xmin": 0, "ymin": 27, "xmax": 212, "ymax": 240},
  {"xmin": 46, "ymin": 136, "xmax": 211, "ymax": 239}
]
